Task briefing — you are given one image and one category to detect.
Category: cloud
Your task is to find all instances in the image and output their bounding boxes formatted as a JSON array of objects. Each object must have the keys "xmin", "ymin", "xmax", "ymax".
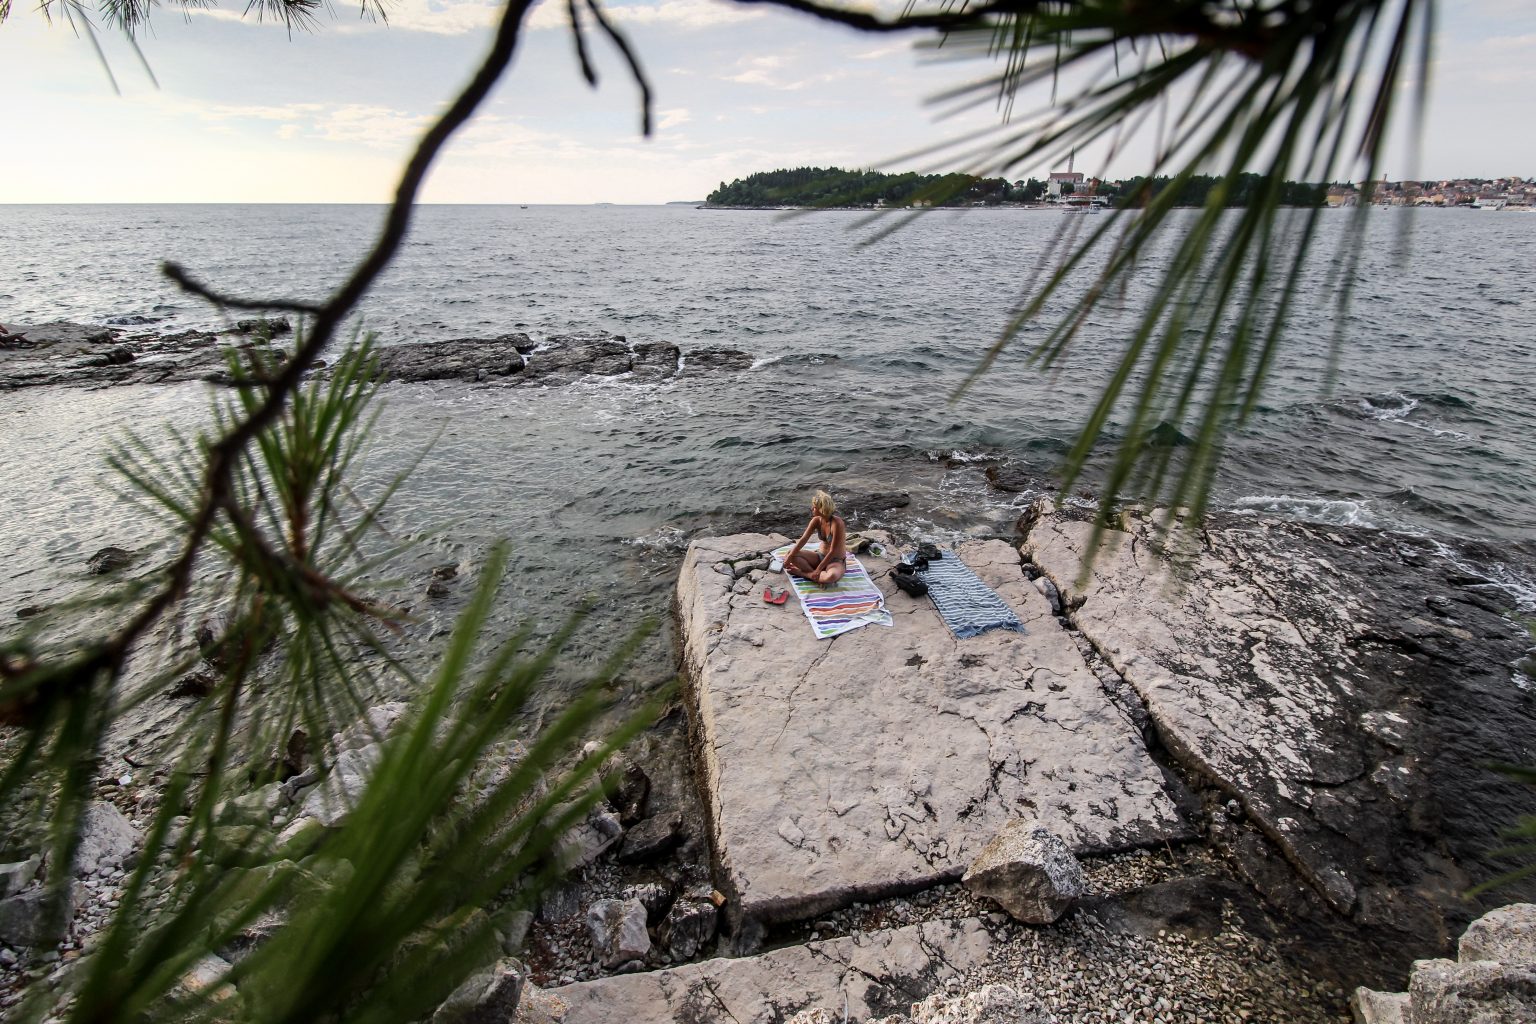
[
  {"xmin": 851, "ymin": 43, "xmax": 909, "ymax": 60},
  {"xmin": 381, "ymin": 0, "xmax": 501, "ymax": 35},
  {"xmin": 524, "ymin": 0, "xmax": 763, "ymax": 32},
  {"xmin": 657, "ymin": 107, "xmax": 691, "ymax": 130}
]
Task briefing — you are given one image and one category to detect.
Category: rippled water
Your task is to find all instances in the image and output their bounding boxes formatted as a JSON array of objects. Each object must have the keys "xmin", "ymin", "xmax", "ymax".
[{"xmin": 3, "ymin": 203, "xmax": 1534, "ymax": 687}]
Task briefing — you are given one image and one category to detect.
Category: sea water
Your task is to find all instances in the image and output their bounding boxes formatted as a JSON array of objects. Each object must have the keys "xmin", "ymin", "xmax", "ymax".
[{"xmin": 2, "ymin": 204, "xmax": 1533, "ymax": 698}]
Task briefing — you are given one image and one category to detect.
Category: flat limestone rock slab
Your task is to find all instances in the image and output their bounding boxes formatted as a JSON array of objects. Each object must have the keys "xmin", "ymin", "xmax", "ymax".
[
  {"xmin": 546, "ymin": 917, "xmax": 994, "ymax": 1024},
  {"xmin": 1023, "ymin": 508, "xmax": 1536, "ymax": 961},
  {"xmin": 677, "ymin": 533, "xmax": 1187, "ymax": 924}
]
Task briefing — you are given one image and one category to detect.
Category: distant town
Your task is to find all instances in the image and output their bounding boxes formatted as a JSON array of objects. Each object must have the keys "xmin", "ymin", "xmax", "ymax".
[
  {"xmin": 704, "ymin": 167, "xmax": 1536, "ymax": 211},
  {"xmin": 1322, "ymin": 177, "xmax": 1534, "ymax": 209}
]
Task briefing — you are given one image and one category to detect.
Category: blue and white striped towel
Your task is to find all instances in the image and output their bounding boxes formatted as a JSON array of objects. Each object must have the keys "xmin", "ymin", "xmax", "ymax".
[{"xmin": 914, "ymin": 550, "xmax": 1026, "ymax": 639}]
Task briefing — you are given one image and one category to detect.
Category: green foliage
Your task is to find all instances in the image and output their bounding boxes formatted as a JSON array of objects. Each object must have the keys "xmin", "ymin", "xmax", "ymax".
[
  {"xmin": 919, "ymin": 0, "xmax": 1434, "ymax": 546},
  {"xmin": 707, "ymin": 166, "xmax": 1015, "ymax": 207}
]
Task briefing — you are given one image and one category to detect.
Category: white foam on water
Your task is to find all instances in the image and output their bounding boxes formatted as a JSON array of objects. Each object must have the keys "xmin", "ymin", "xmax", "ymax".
[
  {"xmin": 1424, "ymin": 537, "xmax": 1536, "ymax": 614},
  {"xmin": 1358, "ymin": 392, "xmax": 1418, "ymax": 421},
  {"xmin": 623, "ymin": 525, "xmax": 689, "ymax": 552},
  {"xmin": 1231, "ymin": 494, "xmax": 1377, "ymax": 529},
  {"xmin": 944, "ymin": 450, "xmax": 1000, "ymax": 464}
]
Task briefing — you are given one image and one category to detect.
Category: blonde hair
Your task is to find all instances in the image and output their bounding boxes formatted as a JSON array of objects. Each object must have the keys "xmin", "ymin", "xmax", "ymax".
[{"xmin": 812, "ymin": 490, "xmax": 836, "ymax": 518}]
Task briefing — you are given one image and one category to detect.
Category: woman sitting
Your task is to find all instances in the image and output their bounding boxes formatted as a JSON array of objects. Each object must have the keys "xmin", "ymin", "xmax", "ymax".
[{"xmin": 784, "ymin": 489, "xmax": 847, "ymax": 587}]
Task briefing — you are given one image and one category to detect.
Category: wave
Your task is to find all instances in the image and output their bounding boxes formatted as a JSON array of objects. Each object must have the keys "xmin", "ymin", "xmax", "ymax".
[
  {"xmin": 750, "ymin": 352, "xmax": 842, "ymax": 370},
  {"xmin": 1354, "ymin": 392, "xmax": 1418, "ymax": 421},
  {"xmin": 1229, "ymin": 494, "xmax": 1377, "ymax": 528}
]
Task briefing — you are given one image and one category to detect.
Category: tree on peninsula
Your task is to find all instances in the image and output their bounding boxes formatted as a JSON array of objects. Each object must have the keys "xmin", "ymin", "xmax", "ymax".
[{"xmin": 0, "ymin": 0, "xmax": 1439, "ymax": 1020}]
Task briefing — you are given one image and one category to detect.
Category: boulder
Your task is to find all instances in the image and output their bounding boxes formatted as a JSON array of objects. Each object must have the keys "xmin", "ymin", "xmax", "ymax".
[
  {"xmin": 1459, "ymin": 903, "xmax": 1536, "ymax": 964},
  {"xmin": 961, "ymin": 824, "xmax": 1084, "ymax": 924},
  {"xmin": 676, "ymin": 532, "xmax": 1186, "ymax": 923},
  {"xmin": 621, "ymin": 883, "xmax": 671, "ymax": 924},
  {"xmin": 432, "ymin": 957, "xmax": 527, "ymax": 1024},
  {"xmin": 609, "ymin": 762, "xmax": 650, "ymax": 826},
  {"xmin": 75, "ymin": 800, "xmax": 139, "ymax": 876},
  {"xmin": 86, "ymin": 546, "xmax": 133, "ymax": 575},
  {"xmin": 0, "ymin": 887, "xmax": 73, "ymax": 947},
  {"xmin": 661, "ymin": 896, "xmax": 717, "ymax": 960},
  {"xmin": 334, "ymin": 703, "xmax": 411, "ymax": 752},
  {"xmin": 908, "ymin": 984, "xmax": 1051, "ymax": 1024},
  {"xmin": 585, "ymin": 898, "xmax": 650, "ymax": 968},
  {"xmin": 555, "ymin": 807, "xmax": 623, "ymax": 872},
  {"xmin": 680, "ymin": 348, "xmax": 754, "ymax": 374},
  {"xmin": 178, "ymin": 954, "xmax": 238, "ymax": 1003},
  {"xmin": 0, "ymin": 855, "xmax": 41, "ymax": 899},
  {"xmin": 1350, "ymin": 987, "xmax": 1410, "ymax": 1024},
  {"xmin": 299, "ymin": 743, "xmax": 383, "ymax": 828},
  {"xmin": 1089, "ymin": 875, "xmax": 1265, "ymax": 941},
  {"xmin": 615, "ymin": 812, "xmax": 683, "ymax": 865},
  {"xmin": 234, "ymin": 317, "xmax": 291, "ymax": 336},
  {"xmin": 538, "ymin": 884, "xmax": 581, "ymax": 924},
  {"xmin": 1407, "ymin": 957, "xmax": 1536, "ymax": 1023}
]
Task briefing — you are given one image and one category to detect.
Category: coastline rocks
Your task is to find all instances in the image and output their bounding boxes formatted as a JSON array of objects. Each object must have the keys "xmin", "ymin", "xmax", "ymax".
[
  {"xmin": 615, "ymin": 812, "xmax": 683, "ymax": 865},
  {"xmin": 0, "ymin": 322, "xmax": 753, "ymax": 391},
  {"xmin": 676, "ymin": 531, "xmax": 1187, "ymax": 924},
  {"xmin": 1460, "ymin": 903, "xmax": 1536, "ymax": 963},
  {"xmin": 549, "ymin": 917, "xmax": 994, "ymax": 1024},
  {"xmin": 86, "ymin": 547, "xmax": 133, "ymax": 575},
  {"xmin": 1353, "ymin": 903, "xmax": 1536, "ymax": 1022},
  {"xmin": 585, "ymin": 898, "xmax": 650, "ymax": 968},
  {"xmin": 660, "ymin": 894, "xmax": 717, "ymax": 959},
  {"xmin": 555, "ymin": 807, "xmax": 624, "ymax": 872},
  {"xmin": 1407, "ymin": 959, "xmax": 1536, "ymax": 1023},
  {"xmin": 431, "ymin": 957, "xmax": 527, "ymax": 1024},
  {"xmin": 961, "ymin": 825, "xmax": 1084, "ymax": 924},
  {"xmin": 0, "ymin": 857, "xmax": 41, "ymax": 900},
  {"xmin": 1023, "ymin": 508, "xmax": 1536, "ymax": 967},
  {"xmin": 73, "ymin": 801, "xmax": 140, "ymax": 877},
  {"xmin": 298, "ymin": 743, "xmax": 383, "ymax": 828}
]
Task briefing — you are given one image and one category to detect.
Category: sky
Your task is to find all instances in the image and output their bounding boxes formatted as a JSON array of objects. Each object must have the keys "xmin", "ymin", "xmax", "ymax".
[{"xmin": 2, "ymin": 0, "xmax": 1532, "ymax": 203}]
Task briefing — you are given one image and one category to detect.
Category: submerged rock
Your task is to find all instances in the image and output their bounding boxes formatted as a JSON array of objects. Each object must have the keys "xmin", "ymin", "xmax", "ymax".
[
  {"xmin": 86, "ymin": 546, "xmax": 133, "ymax": 575},
  {"xmin": 0, "ymin": 322, "xmax": 752, "ymax": 391}
]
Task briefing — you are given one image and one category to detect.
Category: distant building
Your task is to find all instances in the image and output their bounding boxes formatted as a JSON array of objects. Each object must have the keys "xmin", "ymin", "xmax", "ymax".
[
  {"xmin": 1325, "ymin": 185, "xmax": 1358, "ymax": 208},
  {"xmin": 1046, "ymin": 172, "xmax": 1086, "ymax": 199}
]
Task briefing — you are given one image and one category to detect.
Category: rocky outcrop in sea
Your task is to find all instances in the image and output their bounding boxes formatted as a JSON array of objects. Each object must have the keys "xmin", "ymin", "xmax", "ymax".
[{"xmin": 0, "ymin": 322, "xmax": 753, "ymax": 390}]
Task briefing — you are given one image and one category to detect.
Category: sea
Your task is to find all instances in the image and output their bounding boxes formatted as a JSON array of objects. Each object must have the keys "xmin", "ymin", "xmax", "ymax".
[{"xmin": 2, "ymin": 203, "xmax": 1534, "ymax": 711}]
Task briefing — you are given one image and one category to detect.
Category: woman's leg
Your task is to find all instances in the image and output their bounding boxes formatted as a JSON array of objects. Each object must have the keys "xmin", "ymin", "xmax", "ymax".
[
  {"xmin": 816, "ymin": 561, "xmax": 846, "ymax": 587},
  {"xmin": 785, "ymin": 551, "xmax": 820, "ymax": 577}
]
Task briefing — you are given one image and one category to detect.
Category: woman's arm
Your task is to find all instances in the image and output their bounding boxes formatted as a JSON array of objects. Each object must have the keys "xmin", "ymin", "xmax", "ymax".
[{"xmin": 786, "ymin": 519, "xmax": 815, "ymax": 562}]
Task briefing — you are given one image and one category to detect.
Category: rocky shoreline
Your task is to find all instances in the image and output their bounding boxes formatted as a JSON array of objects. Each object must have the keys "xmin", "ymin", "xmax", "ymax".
[
  {"xmin": 3, "ymin": 345, "xmax": 1536, "ymax": 1021},
  {"xmin": 0, "ymin": 321, "xmax": 755, "ymax": 391}
]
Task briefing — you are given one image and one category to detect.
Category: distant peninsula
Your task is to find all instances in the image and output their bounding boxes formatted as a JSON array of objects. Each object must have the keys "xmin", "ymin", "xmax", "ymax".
[{"xmin": 704, "ymin": 166, "xmax": 1326, "ymax": 210}]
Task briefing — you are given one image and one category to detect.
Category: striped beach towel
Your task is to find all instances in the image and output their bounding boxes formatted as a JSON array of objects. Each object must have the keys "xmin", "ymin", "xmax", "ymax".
[
  {"xmin": 771, "ymin": 543, "xmax": 893, "ymax": 640},
  {"xmin": 915, "ymin": 550, "xmax": 1026, "ymax": 639}
]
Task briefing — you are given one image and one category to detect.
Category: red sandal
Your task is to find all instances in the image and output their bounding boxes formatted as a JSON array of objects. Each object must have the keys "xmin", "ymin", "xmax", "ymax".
[{"xmin": 763, "ymin": 586, "xmax": 788, "ymax": 605}]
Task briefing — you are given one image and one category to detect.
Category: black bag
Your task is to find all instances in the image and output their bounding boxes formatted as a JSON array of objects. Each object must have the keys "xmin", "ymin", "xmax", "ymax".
[
  {"xmin": 916, "ymin": 542, "xmax": 943, "ymax": 563},
  {"xmin": 892, "ymin": 563, "xmax": 929, "ymax": 598}
]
